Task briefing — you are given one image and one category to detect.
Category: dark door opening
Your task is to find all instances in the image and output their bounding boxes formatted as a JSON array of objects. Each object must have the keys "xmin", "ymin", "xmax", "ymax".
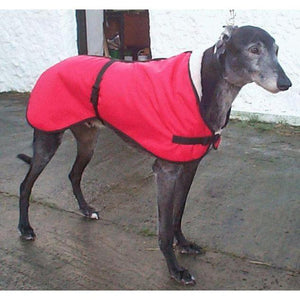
[
  {"xmin": 104, "ymin": 10, "xmax": 151, "ymax": 61},
  {"xmin": 76, "ymin": 10, "xmax": 88, "ymax": 55}
]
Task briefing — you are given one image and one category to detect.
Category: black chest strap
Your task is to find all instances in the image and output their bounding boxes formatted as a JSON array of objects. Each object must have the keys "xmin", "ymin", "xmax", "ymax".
[{"xmin": 90, "ymin": 60, "xmax": 115, "ymax": 121}]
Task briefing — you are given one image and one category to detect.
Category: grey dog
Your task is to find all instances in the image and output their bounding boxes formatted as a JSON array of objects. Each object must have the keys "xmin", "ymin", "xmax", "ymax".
[{"xmin": 18, "ymin": 25, "xmax": 291, "ymax": 285}]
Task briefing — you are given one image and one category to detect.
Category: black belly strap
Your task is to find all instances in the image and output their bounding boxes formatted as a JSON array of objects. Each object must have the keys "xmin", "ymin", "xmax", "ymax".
[{"xmin": 173, "ymin": 134, "xmax": 220, "ymax": 145}]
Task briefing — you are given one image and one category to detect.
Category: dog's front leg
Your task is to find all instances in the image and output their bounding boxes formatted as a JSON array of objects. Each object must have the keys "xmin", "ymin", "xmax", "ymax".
[
  {"xmin": 172, "ymin": 160, "xmax": 205, "ymax": 255},
  {"xmin": 153, "ymin": 159, "xmax": 196, "ymax": 285}
]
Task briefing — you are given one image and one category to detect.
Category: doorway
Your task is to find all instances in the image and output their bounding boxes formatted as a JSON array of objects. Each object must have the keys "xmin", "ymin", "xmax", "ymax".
[
  {"xmin": 103, "ymin": 10, "xmax": 151, "ymax": 61},
  {"xmin": 76, "ymin": 10, "xmax": 151, "ymax": 60}
]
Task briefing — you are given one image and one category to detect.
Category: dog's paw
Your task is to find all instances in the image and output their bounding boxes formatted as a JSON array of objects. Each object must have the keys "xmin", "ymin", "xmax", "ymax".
[
  {"xmin": 90, "ymin": 212, "xmax": 100, "ymax": 220},
  {"xmin": 80, "ymin": 207, "xmax": 100, "ymax": 220},
  {"xmin": 176, "ymin": 242, "xmax": 205, "ymax": 255},
  {"xmin": 170, "ymin": 268, "xmax": 196, "ymax": 286},
  {"xmin": 18, "ymin": 224, "xmax": 36, "ymax": 241}
]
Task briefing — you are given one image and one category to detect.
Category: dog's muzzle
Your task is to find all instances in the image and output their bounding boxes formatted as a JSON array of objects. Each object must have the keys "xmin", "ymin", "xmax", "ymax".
[
  {"xmin": 277, "ymin": 76, "xmax": 292, "ymax": 91},
  {"xmin": 277, "ymin": 63, "xmax": 292, "ymax": 91}
]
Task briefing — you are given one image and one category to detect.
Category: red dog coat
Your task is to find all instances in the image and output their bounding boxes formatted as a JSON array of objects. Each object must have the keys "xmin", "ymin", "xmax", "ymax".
[{"xmin": 27, "ymin": 52, "xmax": 221, "ymax": 162}]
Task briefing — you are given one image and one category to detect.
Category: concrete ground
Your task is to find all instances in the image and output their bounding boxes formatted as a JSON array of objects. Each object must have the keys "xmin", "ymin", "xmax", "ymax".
[{"xmin": 0, "ymin": 93, "xmax": 299, "ymax": 290}]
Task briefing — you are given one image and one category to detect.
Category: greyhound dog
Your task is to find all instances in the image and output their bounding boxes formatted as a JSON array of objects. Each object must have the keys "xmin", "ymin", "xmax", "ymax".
[{"xmin": 18, "ymin": 26, "xmax": 291, "ymax": 285}]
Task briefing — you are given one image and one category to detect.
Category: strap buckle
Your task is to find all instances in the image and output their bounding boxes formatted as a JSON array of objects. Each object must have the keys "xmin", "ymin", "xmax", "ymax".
[
  {"xmin": 90, "ymin": 85, "xmax": 99, "ymax": 106},
  {"xmin": 212, "ymin": 134, "xmax": 221, "ymax": 150}
]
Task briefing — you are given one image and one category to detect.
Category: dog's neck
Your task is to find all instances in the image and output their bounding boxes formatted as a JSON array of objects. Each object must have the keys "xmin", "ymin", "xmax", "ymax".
[
  {"xmin": 190, "ymin": 47, "xmax": 242, "ymax": 133},
  {"xmin": 205, "ymin": 78, "xmax": 240, "ymax": 133}
]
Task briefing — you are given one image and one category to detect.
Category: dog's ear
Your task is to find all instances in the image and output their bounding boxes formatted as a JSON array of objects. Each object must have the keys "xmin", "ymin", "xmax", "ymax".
[{"xmin": 214, "ymin": 25, "xmax": 238, "ymax": 61}]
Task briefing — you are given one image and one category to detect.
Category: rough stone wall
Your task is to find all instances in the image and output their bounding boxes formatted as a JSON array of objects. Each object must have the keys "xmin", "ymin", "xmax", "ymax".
[
  {"xmin": 0, "ymin": 10, "xmax": 77, "ymax": 92},
  {"xmin": 149, "ymin": 10, "xmax": 300, "ymax": 124}
]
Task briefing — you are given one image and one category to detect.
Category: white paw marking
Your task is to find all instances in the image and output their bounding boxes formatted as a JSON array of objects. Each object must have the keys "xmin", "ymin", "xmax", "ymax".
[{"xmin": 90, "ymin": 212, "xmax": 99, "ymax": 220}]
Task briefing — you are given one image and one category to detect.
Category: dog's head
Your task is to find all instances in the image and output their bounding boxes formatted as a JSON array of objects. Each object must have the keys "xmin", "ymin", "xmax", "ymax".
[{"xmin": 214, "ymin": 25, "xmax": 292, "ymax": 93}]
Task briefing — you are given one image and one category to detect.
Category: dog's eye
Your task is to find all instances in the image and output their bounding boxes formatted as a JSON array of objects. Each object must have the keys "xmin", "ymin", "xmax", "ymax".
[{"xmin": 249, "ymin": 47, "xmax": 260, "ymax": 55}]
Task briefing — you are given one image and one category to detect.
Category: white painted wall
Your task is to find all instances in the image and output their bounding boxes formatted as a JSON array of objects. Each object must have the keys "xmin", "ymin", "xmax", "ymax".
[
  {"xmin": 149, "ymin": 10, "xmax": 300, "ymax": 125},
  {"xmin": 0, "ymin": 10, "xmax": 78, "ymax": 92}
]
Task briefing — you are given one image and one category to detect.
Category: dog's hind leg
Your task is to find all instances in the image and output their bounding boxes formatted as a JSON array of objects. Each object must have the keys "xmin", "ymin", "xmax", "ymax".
[
  {"xmin": 153, "ymin": 159, "xmax": 196, "ymax": 285},
  {"xmin": 18, "ymin": 129, "xmax": 64, "ymax": 240},
  {"xmin": 69, "ymin": 123, "xmax": 100, "ymax": 219},
  {"xmin": 172, "ymin": 160, "xmax": 205, "ymax": 255}
]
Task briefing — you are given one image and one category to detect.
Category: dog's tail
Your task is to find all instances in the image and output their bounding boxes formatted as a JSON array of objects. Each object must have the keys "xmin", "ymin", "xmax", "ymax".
[{"xmin": 17, "ymin": 153, "xmax": 32, "ymax": 165}]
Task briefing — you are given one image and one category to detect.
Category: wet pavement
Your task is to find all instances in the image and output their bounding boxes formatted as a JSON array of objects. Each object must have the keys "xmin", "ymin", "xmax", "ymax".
[{"xmin": 0, "ymin": 93, "xmax": 299, "ymax": 290}]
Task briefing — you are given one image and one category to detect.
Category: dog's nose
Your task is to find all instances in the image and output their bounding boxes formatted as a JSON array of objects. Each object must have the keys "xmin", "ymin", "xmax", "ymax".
[{"xmin": 277, "ymin": 77, "xmax": 292, "ymax": 91}]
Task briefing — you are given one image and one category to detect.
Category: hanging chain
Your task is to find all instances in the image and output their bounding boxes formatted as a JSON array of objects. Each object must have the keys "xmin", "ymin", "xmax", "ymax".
[{"xmin": 227, "ymin": 9, "xmax": 236, "ymax": 26}]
